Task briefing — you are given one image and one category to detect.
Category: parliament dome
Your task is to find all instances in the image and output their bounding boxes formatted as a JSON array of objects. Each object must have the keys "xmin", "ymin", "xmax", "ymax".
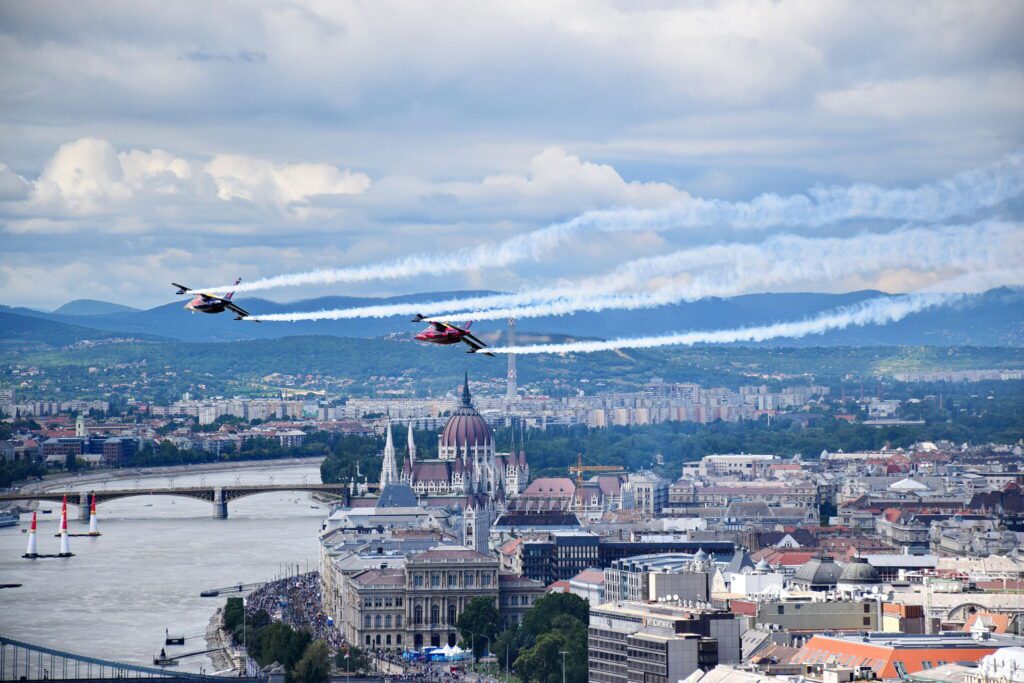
[{"xmin": 440, "ymin": 373, "xmax": 493, "ymax": 449}]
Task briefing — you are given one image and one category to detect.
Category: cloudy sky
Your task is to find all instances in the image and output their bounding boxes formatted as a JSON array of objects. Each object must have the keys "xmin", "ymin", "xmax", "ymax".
[{"xmin": 1, "ymin": 0, "xmax": 1022, "ymax": 309}]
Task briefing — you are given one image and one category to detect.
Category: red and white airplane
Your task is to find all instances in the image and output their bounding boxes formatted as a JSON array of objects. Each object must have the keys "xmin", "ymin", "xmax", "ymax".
[
  {"xmin": 412, "ymin": 314, "xmax": 493, "ymax": 356},
  {"xmin": 171, "ymin": 278, "xmax": 257, "ymax": 321}
]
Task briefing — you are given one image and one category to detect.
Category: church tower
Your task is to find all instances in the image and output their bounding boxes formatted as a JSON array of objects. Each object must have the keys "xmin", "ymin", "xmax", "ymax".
[
  {"xmin": 463, "ymin": 500, "xmax": 492, "ymax": 555},
  {"xmin": 379, "ymin": 421, "xmax": 399, "ymax": 488}
]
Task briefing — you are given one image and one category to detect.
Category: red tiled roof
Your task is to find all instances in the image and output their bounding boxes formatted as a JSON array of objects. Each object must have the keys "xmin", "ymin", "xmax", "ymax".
[{"xmin": 570, "ymin": 569, "xmax": 605, "ymax": 585}]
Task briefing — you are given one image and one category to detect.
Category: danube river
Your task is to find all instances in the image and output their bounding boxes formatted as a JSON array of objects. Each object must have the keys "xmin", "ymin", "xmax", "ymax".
[{"xmin": 0, "ymin": 460, "xmax": 326, "ymax": 673}]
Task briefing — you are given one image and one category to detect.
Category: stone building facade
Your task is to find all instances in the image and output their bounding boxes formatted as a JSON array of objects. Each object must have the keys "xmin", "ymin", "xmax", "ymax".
[{"xmin": 341, "ymin": 547, "xmax": 544, "ymax": 652}]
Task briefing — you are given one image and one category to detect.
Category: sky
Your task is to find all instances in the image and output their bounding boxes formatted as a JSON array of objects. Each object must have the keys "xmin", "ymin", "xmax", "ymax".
[{"xmin": 0, "ymin": 0, "xmax": 1022, "ymax": 310}]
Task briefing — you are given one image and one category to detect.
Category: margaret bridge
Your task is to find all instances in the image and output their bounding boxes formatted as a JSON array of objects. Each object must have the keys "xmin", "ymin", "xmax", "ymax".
[{"xmin": 0, "ymin": 482, "xmax": 377, "ymax": 519}]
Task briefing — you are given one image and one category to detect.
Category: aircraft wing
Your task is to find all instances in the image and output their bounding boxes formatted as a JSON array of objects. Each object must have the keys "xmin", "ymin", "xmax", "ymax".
[
  {"xmin": 225, "ymin": 301, "xmax": 259, "ymax": 322},
  {"xmin": 460, "ymin": 335, "xmax": 494, "ymax": 357},
  {"xmin": 430, "ymin": 321, "xmax": 450, "ymax": 332},
  {"xmin": 172, "ymin": 282, "xmax": 192, "ymax": 295}
]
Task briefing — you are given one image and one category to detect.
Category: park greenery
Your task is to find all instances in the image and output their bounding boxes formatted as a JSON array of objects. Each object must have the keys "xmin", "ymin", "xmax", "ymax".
[
  {"xmin": 457, "ymin": 596, "xmax": 502, "ymax": 659},
  {"xmin": 494, "ymin": 593, "xmax": 589, "ymax": 683}
]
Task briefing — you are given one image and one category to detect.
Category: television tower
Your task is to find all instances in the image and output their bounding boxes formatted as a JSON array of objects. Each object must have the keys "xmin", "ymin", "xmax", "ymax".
[{"xmin": 506, "ymin": 318, "xmax": 517, "ymax": 402}]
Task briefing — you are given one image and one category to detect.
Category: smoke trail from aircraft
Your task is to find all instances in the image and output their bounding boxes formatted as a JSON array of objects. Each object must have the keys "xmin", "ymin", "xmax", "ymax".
[
  {"xmin": 484, "ymin": 271, "xmax": 1024, "ymax": 355},
  {"xmin": 251, "ymin": 221, "xmax": 1023, "ymax": 323},
  {"xmin": 206, "ymin": 152, "xmax": 1024, "ymax": 294}
]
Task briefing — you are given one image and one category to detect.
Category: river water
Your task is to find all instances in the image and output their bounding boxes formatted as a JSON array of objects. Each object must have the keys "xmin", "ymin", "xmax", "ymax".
[{"xmin": 0, "ymin": 461, "xmax": 326, "ymax": 673}]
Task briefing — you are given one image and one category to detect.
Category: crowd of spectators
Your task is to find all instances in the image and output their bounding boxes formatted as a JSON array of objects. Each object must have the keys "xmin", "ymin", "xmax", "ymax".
[{"xmin": 244, "ymin": 571, "xmax": 344, "ymax": 649}]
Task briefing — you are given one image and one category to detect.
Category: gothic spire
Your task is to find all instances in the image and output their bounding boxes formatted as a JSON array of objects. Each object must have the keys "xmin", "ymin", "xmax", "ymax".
[
  {"xmin": 461, "ymin": 371, "xmax": 472, "ymax": 407},
  {"xmin": 380, "ymin": 420, "xmax": 398, "ymax": 488},
  {"xmin": 407, "ymin": 422, "xmax": 416, "ymax": 463}
]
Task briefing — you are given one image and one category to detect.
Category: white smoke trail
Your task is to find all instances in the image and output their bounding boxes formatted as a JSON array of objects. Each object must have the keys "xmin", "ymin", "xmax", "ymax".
[
  {"xmin": 484, "ymin": 271, "xmax": 1024, "ymax": 355},
  {"xmin": 205, "ymin": 151, "xmax": 1024, "ymax": 294},
  {"xmin": 251, "ymin": 221, "xmax": 1023, "ymax": 323}
]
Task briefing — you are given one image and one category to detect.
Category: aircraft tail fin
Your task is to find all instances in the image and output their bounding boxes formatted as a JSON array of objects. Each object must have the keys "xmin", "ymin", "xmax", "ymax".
[
  {"xmin": 225, "ymin": 277, "xmax": 241, "ymax": 300},
  {"xmin": 463, "ymin": 321, "xmax": 472, "ymax": 329}
]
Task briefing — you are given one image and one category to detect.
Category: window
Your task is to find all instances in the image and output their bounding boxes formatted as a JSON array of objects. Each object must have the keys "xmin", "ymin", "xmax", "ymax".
[
  {"xmin": 397, "ymin": 615, "xmax": 403, "ymax": 627},
  {"xmin": 386, "ymin": 615, "xmax": 392, "ymax": 628},
  {"xmin": 365, "ymin": 635, "xmax": 371, "ymax": 646},
  {"xmin": 466, "ymin": 575, "xmax": 475, "ymax": 588},
  {"xmin": 863, "ymin": 604, "xmax": 871, "ymax": 613},
  {"xmin": 396, "ymin": 597, "xmax": 404, "ymax": 607},
  {"xmin": 414, "ymin": 606, "xmax": 423, "ymax": 625},
  {"xmin": 414, "ymin": 575, "xmax": 423, "ymax": 588},
  {"xmin": 482, "ymin": 574, "xmax": 492, "ymax": 587},
  {"xmin": 397, "ymin": 634, "xmax": 403, "ymax": 645},
  {"xmin": 364, "ymin": 615, "xmax": 371, "ymax": 628},
  {"xmin": 448, "ymin": 574, "xmax": 457, "ymax": 587},
  {"xmin": 863, "ymin": 617, "xmax": 871, "ymax": 626},
  {"xmin": 448, "ymin": 605, "xmax": 457, "ymax": 625},
  {"xmin": 386, "ymin": 635, "xmax": 392, "ymax": 646},
  {"xmin": 385, "ymin": 597, "xmax": 393, "ymax": 607},
  {"xmin": 431, "ymin": 574, "xmax": 440, "ymax": 588},
  {"xmin": 431, "ymin": 605, "xmax": 440, "ymax": 625},
  {"xmin": 374, "ymin": 597, "xmax": 383, "ymax": 608},
  {"xmin": 364, "ymin": 598, "xmax": 372, "ymax": 608},
  {"xmin": 375, "ymin": 615, "xmax": 382, "ymax": 628}
]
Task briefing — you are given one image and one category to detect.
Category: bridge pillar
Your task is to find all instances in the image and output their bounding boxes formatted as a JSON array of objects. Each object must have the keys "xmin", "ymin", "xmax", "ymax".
[
  {"xmin": 212, "ymin": 487, "xmax": 228, "ymax": 519},
  {"xmin": 78, "ymin": 492, "xmax": 90, "ymax": 521}
]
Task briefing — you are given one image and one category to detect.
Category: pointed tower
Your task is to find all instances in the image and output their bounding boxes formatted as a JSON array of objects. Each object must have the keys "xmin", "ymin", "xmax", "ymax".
[
  {"xmin": 407, "ymin": 422, "xmax": 416, "ymax": 464},
  {"xmin": 58, "ymin": 495, "xmax": 72, "ymax": 557},
  {"xmin": 88, "ymin": 493, "xmax": 99, "ymax": 535},
  {"xmin": 380, "ymin": 421, "xmax": 398, "ymax": 488},
  {"xmin": 75, "ymin": 414, "xmax": 87, "ymax": 438},
  {"xmin": 24, "ymin": 511, "xmax": 38, "ymax": 558}
]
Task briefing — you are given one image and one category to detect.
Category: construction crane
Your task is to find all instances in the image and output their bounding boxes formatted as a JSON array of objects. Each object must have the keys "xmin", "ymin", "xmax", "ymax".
[{"xmin": 568, "ymin": 452, "xmax": 624, "ymax": 486}]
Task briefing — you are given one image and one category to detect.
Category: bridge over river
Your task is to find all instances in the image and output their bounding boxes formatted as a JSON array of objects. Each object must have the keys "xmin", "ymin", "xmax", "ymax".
[{"xmin": 0, "ymin": 482, "xmax": 376, "ymax": 519}]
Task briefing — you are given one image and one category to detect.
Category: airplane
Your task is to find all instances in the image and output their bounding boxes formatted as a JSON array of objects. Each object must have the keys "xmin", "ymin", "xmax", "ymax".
[
  {"xmin": 171, "ymin": 278, "xmax": 258, "ymax": 321},
  {"xmin": 411, "ymin": 314, "xmax": 493, "ymax": 356}
]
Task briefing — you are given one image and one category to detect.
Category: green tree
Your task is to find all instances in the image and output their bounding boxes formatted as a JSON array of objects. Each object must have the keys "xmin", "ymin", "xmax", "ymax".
[
  {"xmin": 335, "ymin": 645, "xmax": 372, "ymax": 674},
  {"xmin": 292, "ymin": 641, "xmax": 331, "ymax": 683},
  {"xmin": 457, "ymin": 596, "xmax": 501, "ymax": 659},
  {"xmin": 513, "ymin": 618, "xmax": 586, "ymax": 683},
  {"xmin": 519, "ymin": 593, "xmax": 588, "ymax": 647}
]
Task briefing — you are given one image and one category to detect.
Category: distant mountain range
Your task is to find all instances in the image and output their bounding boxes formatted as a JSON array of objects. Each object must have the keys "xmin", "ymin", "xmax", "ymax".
[
  {"xmin": 2, "ymin": 287, "xmax": 1022, "ymax": 347},
  {"xmin": 51, "ymin": 299, "xmax": 142, "ymax": 316}
]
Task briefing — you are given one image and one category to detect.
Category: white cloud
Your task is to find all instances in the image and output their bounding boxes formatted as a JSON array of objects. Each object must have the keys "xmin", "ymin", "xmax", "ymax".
[
  {"xmin": 12, "ymin": 137, "xmax": 371, "ymax": 224},
  {"xmin": 0, "ymin": 1, "xmax": 1022, "ymax": 308},
  {"xmin": 33, "ymin": 137, "xmax": 131, "ymax": 213},
  {"xmin": 480, "ymin": 146, "xmax": 685, "ymax": 207},
  {"xmin": 204, "ymin": 154, "xmax": 371, "ymax": 204},
  {"xmin": 817, "ymin": 71, "xmax": 1024, "ymax": 120}
]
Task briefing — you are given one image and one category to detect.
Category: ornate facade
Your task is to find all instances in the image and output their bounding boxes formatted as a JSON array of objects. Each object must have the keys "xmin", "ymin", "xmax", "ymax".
[
  {"xmin": 379, "ymin": 374, "xmax": 529, "ymax": 506},
  {"xmin": 341, "ymin": 547, "xmax": 544, "ymax": 652}
]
